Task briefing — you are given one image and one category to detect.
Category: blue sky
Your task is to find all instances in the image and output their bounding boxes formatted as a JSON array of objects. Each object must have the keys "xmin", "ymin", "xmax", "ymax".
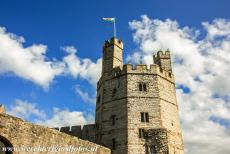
[{"xmin": 0, "ymin": 1, "xmax": 230, "ymax": 153}]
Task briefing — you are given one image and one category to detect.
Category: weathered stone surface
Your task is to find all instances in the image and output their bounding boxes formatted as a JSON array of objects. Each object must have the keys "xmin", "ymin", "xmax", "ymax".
[
  {"xmin": 0, "ymin": 113, "xmax": 110, "ymax": 154},
  {"xmin": 144, "ymin": 128, "xmax": 169, "ymax": 154},
  {"xmin": 95, "ymin": 37, "xmax": 184, "ymax": 154}
]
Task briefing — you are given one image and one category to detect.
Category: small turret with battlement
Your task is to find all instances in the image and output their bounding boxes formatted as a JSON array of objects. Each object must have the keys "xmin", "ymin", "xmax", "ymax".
[
  {"xmin": 102, "ymin": 37, "xmax": 123, "ymax": 76},
  {"xmin": 153, "ymin": 49, "xmax": 172, "ymax": 72}
]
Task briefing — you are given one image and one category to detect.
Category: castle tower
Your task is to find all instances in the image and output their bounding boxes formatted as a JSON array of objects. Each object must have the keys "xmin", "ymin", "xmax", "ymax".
[
  {"xmin": 102, "ymin": 37, "xmax": 123, "ymax": 76},
  {"xmin": 95, "ymin": 37, "xmax": 184, "ymax": 154}
]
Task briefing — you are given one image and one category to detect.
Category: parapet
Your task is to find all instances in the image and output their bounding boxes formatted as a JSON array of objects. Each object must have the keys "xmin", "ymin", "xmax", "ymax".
[
  {"xmin": 103, "ymin": 37, "xmax": 123, "ymax": 49},
  {"xmin": 54, "ymin": 125, "xmax": 82, "ymax": 138},
  {"xmin": 82, "ymin": 124, "xmax": 96, "ymax": 142},
  {"xmin": 54, "ymin": 124, "xmax": 96, "ymax": 142},
  {"xmin": 153, "ymin": 50, "xmax": 170, "ymax": 62},
  {"xmin": 0, "ymin": 104, "xmax": 5, "ymax": 114},
  {"xmin": 121, "ymin": 64, "xmax": 174, "ymax": 82}
]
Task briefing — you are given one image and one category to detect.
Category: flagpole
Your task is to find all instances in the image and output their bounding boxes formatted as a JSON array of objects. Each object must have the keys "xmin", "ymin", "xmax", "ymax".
[{"xmin": 114, "ymin": 18, "xmax": 116, "ymax": 37}]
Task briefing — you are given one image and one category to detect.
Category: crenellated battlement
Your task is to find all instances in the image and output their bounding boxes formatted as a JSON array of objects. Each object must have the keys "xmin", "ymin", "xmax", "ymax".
[
  {"xmin": 103, "ymin": 37, "xmax": 123, "ymax": 49},
  {"xmin": 153, "ymin": 50, "xmax": 170, "ymax": 61},
  {"xmin": 53, "ymin": 124, "xmax": 96, "ymax": 142},
  {"xmin": 153, "ymin": 50, "xmax": 172, "ymax": 72},
  {"xmin": 121, "ymin": 64, "xmax": 174, "ymax": 82},
  {"xmin": 98, "ymin": 49, "xmax": 174, "ymax": 88}
]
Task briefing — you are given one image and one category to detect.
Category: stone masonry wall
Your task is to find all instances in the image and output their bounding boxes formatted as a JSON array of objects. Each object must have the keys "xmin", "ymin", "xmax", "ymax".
[
  {"xmin": 157, "ymin": 76, "xmax": 184, "ymax": 153},
  {"xmin": 144, "ymin": 128, "xmax": 169, "ymax": 154},
  {"xmin": 0, "ymin": 113, "xmax": 110, "ymax": 154},
  {"xmin": 54, "ymin": 124, "xmax": 96, "ymax": 143},
  {"xmin": 96, "ymin": 73, "xmax": 128, "ymax": 154},
  {"xmin": 127, "ymin": 74, "xmax": 162, "ymax": 154}
]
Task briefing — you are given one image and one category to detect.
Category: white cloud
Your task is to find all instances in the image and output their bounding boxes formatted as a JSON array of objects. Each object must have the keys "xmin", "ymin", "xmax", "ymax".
[
  {"xmin": 128, "ymin": 15, "xmax": 230, "ymax": 154},
  {"xmin": 7, "ymin": 99, "xmax": 93, "ymax": 128},
  {"xmin": 36, "ymin": 108, "xmax": 91, "ymax": 128},
  {"xmin": 74, "ymin": 85, "xmax": 96, "ymax": 104},
  {"xmin": 7, "ymin": 99, "xmax": 46, "ymax": 119},
  {"xmin": 58, "ymin": 47, "xmax": 102, "ymax": 87},
  {"xmin": 0, "ymin": 27, "xmax": 65, "ymax": 89},
  {"xmin": 0, "ymin": 27, "xmax": 102, "ymax": 89},
  {"xmin": 202, "ymin": 19, "xmax": 230, "ymax": 40},
  {"xmin": 62, "ymin": 46, "xmax": 102, "ymax": 86}
]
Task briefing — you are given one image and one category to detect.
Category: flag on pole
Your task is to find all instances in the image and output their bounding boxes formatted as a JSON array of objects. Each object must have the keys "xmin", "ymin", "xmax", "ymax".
[
  {"xmin": 102, "ymin": 17, "xmax": 116, "ymax": 37},
  {"xmin": 102, "ymin": 17, "xmax": 115, "ymax": 22}
]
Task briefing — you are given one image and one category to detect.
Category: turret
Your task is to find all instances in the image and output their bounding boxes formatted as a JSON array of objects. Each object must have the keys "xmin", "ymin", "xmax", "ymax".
[
  {"xmin": 102, "ymin": 37, "xmax": 123, "ymax": 75},
  {"xmin": 153, "ymin": 50, "xmax": 172, "ymax": 72}
]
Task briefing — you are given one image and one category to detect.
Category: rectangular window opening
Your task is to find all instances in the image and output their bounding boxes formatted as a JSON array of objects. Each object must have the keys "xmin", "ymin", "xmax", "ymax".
[
  {"xmin": 111, "ymin": 115, "xmax": 116, "ymax": 126},
  {"xmin": 141, "ymin": 112, "xmax": 149, "ymax": 122},
  {"xmin": 112, "ymin": 138, "xmax": 116, "ymax": 150},
  {"xmin": 141, "ymin": 112, "xmax": 145, "ymax": 122},
  {"xmin": 139, "ymin": 128, "xmax": 144, "ymax": 138}
]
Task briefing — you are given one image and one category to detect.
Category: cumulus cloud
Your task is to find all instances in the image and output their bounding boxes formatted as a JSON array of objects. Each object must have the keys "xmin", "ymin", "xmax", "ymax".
[
  {"xmin": 7, "ymin": 99, "xmax": 93, "ymax": 127},
  {"xmin": 7, "ymin": 99, "xmax": 46, "ymax": 119},
  {"xmin": 62, "ymin": 46, "xmax": 102, "ymax": 86},
  {"xmin": 0, "ymin": 27, "xmax": 65, "ymax": 89},
  {"xmin": 0, "ymin": 27, "xmax": 102, "ymax": 89},
  {"xmin": 128, "ymin": 15, "xmax": 230, "ymax": 154},
  {"xmin": 36, "ymin": 108, "xmax": 93, "ymax": 127}
]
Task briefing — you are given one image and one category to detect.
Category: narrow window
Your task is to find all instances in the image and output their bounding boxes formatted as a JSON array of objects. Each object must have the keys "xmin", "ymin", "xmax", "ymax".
[
  {"xmin": 111, "ymin": 115, "xmax": 116, "ymax": 126},
  {"xmin": 145, "ymin": 112, "xmax": 149, "ymax": 122},
  {"xmin": 141, "ymin": 112, "xmax": 149, "ymax": 122},
  {"xmin": 112, "ymin": 138, "xmax": 116, "ymax": 150},
  {"xmin": 97, "ymin": 95, "xmax": 101, "ymax": 104},
  {"xmin": 112, "ymin": 88, "xmax": 117, "ymax": 97},
  {"xmin": 139, "ymin": 128, "xmax": 144, "ymax": 138},
  {"xmin": 139, "ymin": 83, "xmax": 147, "ymax": 91},
  {"xmin": 160, "ymin": 67, "xmax": 163, "ymax": 73},
  {"xmin": 143, "ymin": 83, "xmax": 147, "ymax": 91},
  {"xmin": 139, "ymin": 83, "xmax": 142, "ymax": 91},
  {"xmin": 169, "ymin": 72, "xmax": 172, "ymax": 78},
  {"xmin": 141, "ymin": 112, "xmax": 145, "ymax": 122}
]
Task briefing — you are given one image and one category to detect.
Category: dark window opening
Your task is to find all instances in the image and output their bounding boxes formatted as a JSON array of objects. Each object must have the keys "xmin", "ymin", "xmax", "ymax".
[
  {"xmin": 97, "ymin": 95, "xmax": 101, "ymax": 104},
  {"xmin": 112, "ymin": 138, "xmax": 116, "ymax": 150},
  {"xmin": 111, "ymin": 115, "xmax": 116, "ymax": 126},
  {"xmin": 146, "ymin": 112, "xmax": 149, "ymax": 122},
  {"xmin": 139, "ymin": 128, "xmax": 145, "ymax": 138},
  {"xmin": 169, "ymin": 72, "xmax": 172, "ymax": 78},
  {"xmin": 112, "ymin": 88, "xmax": 117, "ymax": 97},
  {"xmin": 160, "ymin": 67, "xmax": 163, "ymax": 73},
  {"xmin": 143, "ymin": 84, "xmax": 147, "ymax": 91},
  {"xmin": 139, "ymin": 83, "xmax": 142, "ymax": 91},
  {"xmin": 139, "ymin": 83, "xmax": 147, "ymax": 91},
  {"xmin": 141, "ymin": 112, "xmax": 145, "ymax": 122},
  {"xmin": 141, "ymin": 112, "xmax": 149, "ymax": 123}
]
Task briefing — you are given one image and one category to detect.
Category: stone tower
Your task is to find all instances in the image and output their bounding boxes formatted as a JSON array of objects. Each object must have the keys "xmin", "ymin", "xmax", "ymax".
[{"xmin": 95, "ymin": 37, "xmax": 184, "ymax": 154}]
